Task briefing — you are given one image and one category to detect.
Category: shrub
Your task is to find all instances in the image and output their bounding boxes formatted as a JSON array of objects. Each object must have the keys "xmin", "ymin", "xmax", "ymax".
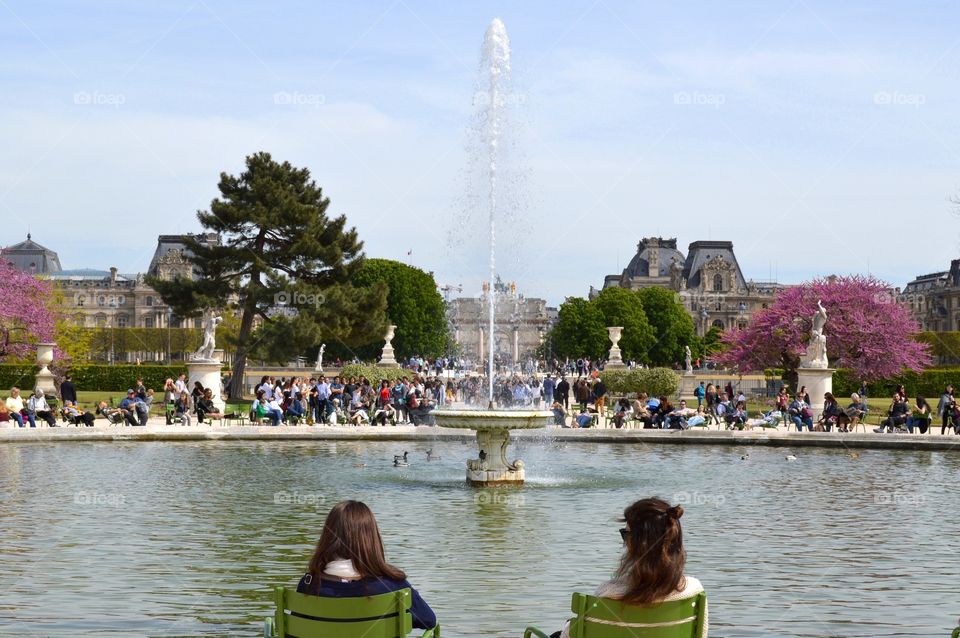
[
  {"xmin": 338, "ymin": 364, "xmax": 408, "ymax": 384},
  {"xmin": 600, "ymin": 367, "xmax": 679, "ymax": 397},
  {"xmin": 833, "ymin": 368, "xmax": 960, "ymax": 401},
  {"xmin": 0, "ymin": 363, "xmax": 187, "ymax": 392}
]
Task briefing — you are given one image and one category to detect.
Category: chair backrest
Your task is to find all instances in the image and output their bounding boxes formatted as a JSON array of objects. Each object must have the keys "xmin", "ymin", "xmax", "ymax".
[
  {"xmin": 568, "ymin": 591, "xmax": 706, "ymax": 638},
  {"xmin": 273, "ymin": 586, "xmax": 414, "ymax": 638}
]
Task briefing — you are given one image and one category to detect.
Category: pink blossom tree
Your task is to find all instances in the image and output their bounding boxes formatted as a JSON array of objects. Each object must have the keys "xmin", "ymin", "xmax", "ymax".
[
  {"xmin": 0, "ymin": 259, "xmax": 57, "ymax": 361},
  {"xmin": 718, "ymin": 275, "xmax": 931, "ymax": 380}
]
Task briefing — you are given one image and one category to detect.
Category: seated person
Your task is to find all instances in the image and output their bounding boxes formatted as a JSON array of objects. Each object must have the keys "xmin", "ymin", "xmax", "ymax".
[
  {"xmin": 654, "ymin": 398, "xmax": 673, "ymax": 428},
  {"xmin": 667, "ymin": 399, "xmax": 696, "ymax": 430},
  {"xmin": 26, "ymin": 389, "xmax": 57, "ymax": 427},
  {"xmin": 95, "ymin": 400, "xmax": 128, "ymax": 425},
  {"xmin": 349, "ymin": 394, "xmax": 370, "ymax": 426},
  {"xmin": 297, "ymin": 500, "xmax": 436, "ymax": 631},
  {"xmin": 551, "ymin": 400, "xmax": 568, "ymax": 427},
  {"xmin": 196, "ymin": 389, "xmax": 224, "ymax": 424},
  {"xmin": 0, "ymin": 400, "xmax": 9, "ymax": 425},
  {"xmin": 574, "ymin": 409, "xmax": 594, "ymax": 428},
  {"xmin": 327, "ymin": 398, "xmax": 346, "ymax": 425},
  {"xmin": 174, "ymin": 391, "xmax": 192, "ymax": 426},
  {"xmin": 838, "ymin": 393, "xmax": 867, "ymax": 432},
  {"xmin": 816, "ymin": 392, "xmax": 841, "ymax": 432},
  {"xmin": 611, "ymin": 398, "xmax": 633, "ymax": 429},
  {"xmin": 554, "ymin": 497, "xmax": 707, "ymax": 638},
  {"xmin": 686, "ymin": 404, "xmax": 707, "ymax": 428},
  {"xmin": 62, "ymin": 401, "xmax": 95, "ymax": 427},
  {"xmin": 6, "ymin": 387, "xmax": 28, "ymax": 427},
  {"xmin": 725, "ymin": 401, "xmax": 748, "ymax": 430},
  {"xmin": 746, "ymin": 408, "xmax": 781, "ymax": 429},
  {"xmin": 286, "ymin": 392, "xmax": 307, "ymax": 422},
  {"xmin": 372, "ymin": 402, "xmax": 397, "ymax": 426},
  {"xmin": 631, "ymin": 393, "xmax": 654, "ymax": 428},
  {"xmin": 407, "ymin": 391, "xmax": 436, "ymax": 426},
  {"xmin": 906, "ymin": 396, "xmax": 931, "ymax": 434},
  {"xmin": 119, "ymin": 389, "xmax": 147, "ymax": 426},
  {"xmin": 875, "ymin": 394, "xmax": 909, "ymax": 433},
  {"xmin": 788, "ymin": 396, "xmax": 813, "ymax": 432}
]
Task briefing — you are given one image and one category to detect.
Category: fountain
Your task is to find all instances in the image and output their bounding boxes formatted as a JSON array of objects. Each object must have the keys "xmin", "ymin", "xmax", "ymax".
[{"xmin": 433, "ymin": 18, "xmax": 551, "ymax": 486}]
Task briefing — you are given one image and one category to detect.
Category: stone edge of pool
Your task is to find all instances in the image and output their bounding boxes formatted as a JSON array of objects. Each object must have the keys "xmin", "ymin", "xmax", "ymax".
[{"xmin": 1, "ymin": 425, "xmax": 959, "ymax": 451}]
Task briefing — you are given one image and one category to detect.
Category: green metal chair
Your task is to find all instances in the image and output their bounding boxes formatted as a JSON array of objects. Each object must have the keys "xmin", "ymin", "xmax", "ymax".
[
  {"xmin": 264, "ymin": 585, "xmax": 439, "ymax": 638},
  {"xmin": 524, "ymin": 591, "xmax": 706, "ymax": 638},
  {"xmin": 951, "ymin": 619, "xmax": 959, "ymax": 638}
]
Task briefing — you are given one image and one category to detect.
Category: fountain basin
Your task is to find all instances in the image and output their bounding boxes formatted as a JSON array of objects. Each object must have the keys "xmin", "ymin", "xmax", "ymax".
[{"xmin": 434, "ymin": 409, "xmax": 551, "ymax": 486}]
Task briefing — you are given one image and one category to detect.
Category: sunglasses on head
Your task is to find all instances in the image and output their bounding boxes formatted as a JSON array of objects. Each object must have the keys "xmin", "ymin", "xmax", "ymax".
[{"xmin": 619, "ymin": 527, "xmax": 629, "ymax": 540}]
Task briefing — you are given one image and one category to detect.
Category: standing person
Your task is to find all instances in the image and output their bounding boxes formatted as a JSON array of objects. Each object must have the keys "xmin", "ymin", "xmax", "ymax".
[
  {"xmin": 574, "ymin": 379, "xmax": 590, "ymax": 413},
  {"xmin": 694, "ymin": 382, "xmax": 705, "ymax": 409},
  {"xmin": 296, "ymin": 501, "xmax": 436, "ymax": 631},
  {"xmin": 592, "ymin": 377, "xmax": 608, "ymax": 418},
  {"xmin": 391, "ymin": 378, "xmax": 408, "ymax": 424},
  {"xmin": 174, "ymin": 373, "xmax": 188, "ymax": 396},
  {"xmin": 937, "ymin": 385, "xmax": 955, "ymax": 435},
  {"xmin": 556, "ymin": 376, "xmax": 570, "ymax": 410},
  {"xmin": 315, "ymin": 376, "xmax": 331, "ymax": 422},
  {"xmin": 552, "ymin": 498, "xmax": 707, "ymax": 638},
  {"xmin": 542, "ymin": 374, "xmax": 556, "ymax": 407},
  {"xmin": 724, "ymin": 382, "xmax": 734, "ymax": 402},
  {"xmin": 60, "ymin": 374, "xmax": 77, "ymax": 406}
]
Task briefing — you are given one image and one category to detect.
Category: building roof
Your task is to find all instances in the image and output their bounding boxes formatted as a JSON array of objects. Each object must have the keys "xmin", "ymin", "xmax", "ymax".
[
  {"xmin": 682, "ymin": 241, "xmax": 747, "ymax": 290},
  {"xmin": 148, "ymin": 233, "xmax": 218, "ymax": 276},
  {"xmin": 48, "ymin": 269, "xmax": 135, "ymax": 282},
  {"xmin": 1, "ymin": 233, "xmax": 62, "ymax": 273},
  {"xmin": 623, "ymin": 237, "xmax": 685, "ymax": 278}
]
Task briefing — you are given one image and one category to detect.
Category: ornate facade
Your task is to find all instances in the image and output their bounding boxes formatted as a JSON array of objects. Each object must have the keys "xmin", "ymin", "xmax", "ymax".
[
  {"xmin": 446, "ymin": 277, "xmax": 556, "ymax": 368},
  {"xmin": 902, "ymin": 260, "xmax": 960, "ymax": 332},
  {"xmin": 594, "ymin": 237, "xmax": 783, "ymax": 335},
  {"xmin": 1, "ymin": 233, "xmax": 219, "ymax": 331}
]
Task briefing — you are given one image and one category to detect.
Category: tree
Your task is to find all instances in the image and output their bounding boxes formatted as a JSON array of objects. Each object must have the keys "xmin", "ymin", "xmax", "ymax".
[
  {"xmin": 547, "ymin": 297, "xmax": 608, "ymax": 360},
  {"xmin": 0, "ymin": 260, "xmax": 56, "ymax": 361},
  {"xmin": 636, "ymin": 287, "xmax": 695, "ymax": 366},
  {"xmin": 718, "ymin": 275, "xmax": 931, "ymax": 380},
  {"xmin": 591, "ymin": 287, "xmax": 655, "ymax": 363},
  {"xmin": 350, "ymin": 259, "xmax": 449, "ymax": 360},
  {"xmin": 147, "ymin": 152, "xmax": 387, "ymax": 398}
]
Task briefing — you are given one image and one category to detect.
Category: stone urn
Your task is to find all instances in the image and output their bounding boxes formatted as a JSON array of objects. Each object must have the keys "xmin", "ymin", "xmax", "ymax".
[
  {"xmin": 378, "ymin": 325, "xmax": 399, "ymax": 367},
  {"xmin": 35, "ymin": 342, "xmax": 57, "ymax": 395},
  {"xmin": 606, "ymin": 326, "xmax": 625, "ymax": 369}
]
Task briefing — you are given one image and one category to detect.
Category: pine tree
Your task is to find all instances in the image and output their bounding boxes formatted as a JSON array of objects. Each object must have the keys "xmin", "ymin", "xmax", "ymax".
[{"xmin": 147, "ymin": 152, "xmax": 387, "ymax": 399}]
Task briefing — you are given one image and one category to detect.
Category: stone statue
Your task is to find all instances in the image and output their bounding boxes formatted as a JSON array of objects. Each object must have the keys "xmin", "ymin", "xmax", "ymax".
[
  {"xmin": 191, "ymin": 310, "xmax": 222, "ymax": 361},
  {"xmin": 314, "ymin": 343, "xmax": 326, "ymax": 372},
  {"xmin": 684, "ymin": 345, "xmax": 693, "ymax": 373},
  {"xmin": 800, "ymin": 300, "xmax": 828, "ymax": 369}
]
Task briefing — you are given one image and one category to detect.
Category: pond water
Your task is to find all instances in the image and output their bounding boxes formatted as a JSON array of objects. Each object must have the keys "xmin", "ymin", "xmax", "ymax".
[{"xmin": 0, "ymin": 440, "xmax": 956, "ymax": 637}]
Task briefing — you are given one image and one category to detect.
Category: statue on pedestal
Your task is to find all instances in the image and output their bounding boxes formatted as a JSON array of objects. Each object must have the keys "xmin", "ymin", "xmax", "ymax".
[
  {"xmin": 191, "ymin": 310, "xmax": 223, "ymax": 362},
  {"xmin": 314, "ymin": 343, "xmax": 326, "ymax": 372},
  {"xmin": 684, "ymin": 345, "xmax": 693, "ymax": 373},
  {"xmin": 800, "ymin": 300, "xmax": 828, "ymax": 369}
]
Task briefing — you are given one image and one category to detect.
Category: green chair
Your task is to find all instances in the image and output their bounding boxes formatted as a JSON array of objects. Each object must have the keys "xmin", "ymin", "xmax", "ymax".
[
  {"xmin": 222, "ymin": 403, "xmax": 248, "ymax": 426},
  {"xmin": 524, "ymin": 591, "xmax": 706, "ymax": 638},
  {"xmin": 952, "ymin": 619, "xmax": 959, "ymax": 638},
  {"xmin": 264, "ymin": 586, "xmax": 438, "ymax": 638}
]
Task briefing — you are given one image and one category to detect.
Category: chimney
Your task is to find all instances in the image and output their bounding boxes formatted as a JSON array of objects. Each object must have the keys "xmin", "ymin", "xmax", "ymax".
[
  {"xmin": 646, "ymin": 238, "xmax": 660, "ymax": 278},
  {"xmin": 110, "ymin": 267, "xmax": 117, "ymax": 284}
]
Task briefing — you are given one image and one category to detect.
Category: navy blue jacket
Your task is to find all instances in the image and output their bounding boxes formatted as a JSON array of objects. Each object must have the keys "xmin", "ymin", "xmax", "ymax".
[{"xmin": 296, "ymin": 573, "xmax": 437, "ymax": 630}]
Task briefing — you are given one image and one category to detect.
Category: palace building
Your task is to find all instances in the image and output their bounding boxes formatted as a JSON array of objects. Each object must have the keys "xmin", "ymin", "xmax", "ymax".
[{"xmin": 593, "ymin": 237, "xmax": 784, "ymax": 335}]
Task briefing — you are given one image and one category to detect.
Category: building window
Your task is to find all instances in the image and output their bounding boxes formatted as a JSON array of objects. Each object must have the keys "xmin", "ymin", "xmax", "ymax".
[
  {"xmin": 713, "ymin": 273, "xmax": 723, "ymax": 292},
  {"xmin": 95, "ymin": 316, "xmax": 106, "ymax": 328},
  {"xmin": 144, "ymin": 317, "xmax": 155, "ymax": 328},
  {"xmin": 712, "ymin": 319, "xmax": 725, "ymax": 330},
  {"xmin": 170, "ymin": 315, "xmax": 181, "ymax": 328},
  {"xmin": 117, "ymin": 315, "xmax": 128, "ymax": 328},
  {"xmin": 97, "ymin": 295, "xmax": 106, "ymax": 307},
  {"xmin": 76, "ymin": 296, "xmax": 85, "ymax": 307},
  {"xmin": 146, "ymin": 296, "xmax": 154, "ymax": 307}
]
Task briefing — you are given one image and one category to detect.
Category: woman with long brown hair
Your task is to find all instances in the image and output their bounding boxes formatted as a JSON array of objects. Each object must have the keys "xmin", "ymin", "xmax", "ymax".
[
  {"xmin": 558, "ymin": 497, "xmax": 708, "ymax": 637},
  {"xmin": 297, "ymin": 500, "xmax": 436, "ymax": 630}
]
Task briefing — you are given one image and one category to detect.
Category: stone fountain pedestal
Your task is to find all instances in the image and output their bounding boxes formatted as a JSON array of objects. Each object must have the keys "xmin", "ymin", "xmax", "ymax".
[
  {"xmin": 434, "ymin": 409, "xmax": 551, "ymax": 486},
  {"xmin": 188, "ymin": 349, "xmax": 225, "ymax": 412},
  {"xmin": 796, "ymin": 366, "xmax": 835, "ymax": 422}
]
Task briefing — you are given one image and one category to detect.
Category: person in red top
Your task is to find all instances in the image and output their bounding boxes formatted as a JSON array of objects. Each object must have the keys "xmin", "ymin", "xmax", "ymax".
[{"xmin": 378, "ymin": 380, "xmax": 391, "ymax": 408}]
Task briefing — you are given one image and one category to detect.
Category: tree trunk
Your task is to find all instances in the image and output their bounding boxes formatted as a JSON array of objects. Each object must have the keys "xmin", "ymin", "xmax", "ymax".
[{"xmin": 228, "ymin": 230, "xmax": 266, "ymax": 400}]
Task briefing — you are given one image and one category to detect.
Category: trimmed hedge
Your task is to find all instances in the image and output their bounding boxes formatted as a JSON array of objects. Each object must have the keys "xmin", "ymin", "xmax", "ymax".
[
  {"xmin": 338, "ymin": 364, "xmax": 409, "ymax": 384},
  {"xmin": 599, "ymin": 367, "xmax": 679, "ymax": 397},
  {"xmin": 0, "ymin": 363, "xmax": 187, "ymax": 392},
  {"xmin": 833, "ymin": 368, "xmax": 960, "ymax": 400}
]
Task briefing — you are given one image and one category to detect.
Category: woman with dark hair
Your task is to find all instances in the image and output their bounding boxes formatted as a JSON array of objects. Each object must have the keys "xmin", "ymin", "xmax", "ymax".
[
  {"xmin": 556, "ymin": 497, "xmax": 707, "ymax": 637},
  {"xmin": 817, "ymin": 392, "xmax": 840, "ymax": 432},
  {"xmin": 297, "ymin": 500, "xmax": 436, "ymax": 630}
]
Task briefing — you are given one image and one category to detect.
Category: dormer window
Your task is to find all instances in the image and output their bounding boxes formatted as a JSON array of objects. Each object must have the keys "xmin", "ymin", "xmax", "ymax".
[{"xmin": 713, "ymin": 273, "xmax": 723, "ymax": 292}]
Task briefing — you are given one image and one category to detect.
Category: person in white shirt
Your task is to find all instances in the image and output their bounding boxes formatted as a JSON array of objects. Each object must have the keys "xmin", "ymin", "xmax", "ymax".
[{"xmin": 27, "ymin": 389, "xmax": 57, "ymax": 427}]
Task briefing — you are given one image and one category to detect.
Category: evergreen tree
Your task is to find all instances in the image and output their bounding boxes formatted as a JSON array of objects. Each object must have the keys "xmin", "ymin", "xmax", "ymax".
[{"xmin": 147, "ymin": 152, "xmax": 387, "ymax": 398}]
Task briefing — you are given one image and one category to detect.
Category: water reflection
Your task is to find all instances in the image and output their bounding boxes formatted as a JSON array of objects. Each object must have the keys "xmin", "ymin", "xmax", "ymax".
[{"xmin": 0, "ymin": 441, "xmax": 956, "ymax": 636}]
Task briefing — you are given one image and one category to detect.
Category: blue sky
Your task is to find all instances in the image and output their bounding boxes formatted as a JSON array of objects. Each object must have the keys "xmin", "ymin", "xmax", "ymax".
[{"xmin": 3, "ymin": 0, "xmax": 960, "ymax": 304}]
